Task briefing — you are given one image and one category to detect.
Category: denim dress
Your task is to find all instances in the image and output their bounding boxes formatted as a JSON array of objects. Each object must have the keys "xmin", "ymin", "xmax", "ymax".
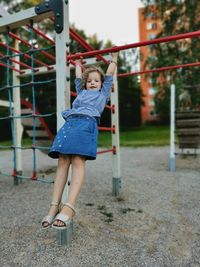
[{"xmin": 48, "ymin": 75, "xmax": 113, "ymax": 160}]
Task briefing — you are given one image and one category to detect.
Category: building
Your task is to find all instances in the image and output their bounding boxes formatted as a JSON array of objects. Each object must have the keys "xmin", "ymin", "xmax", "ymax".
[{"xmin": 138, "ymin": 6, "xmax": 161, "ymax": 123}]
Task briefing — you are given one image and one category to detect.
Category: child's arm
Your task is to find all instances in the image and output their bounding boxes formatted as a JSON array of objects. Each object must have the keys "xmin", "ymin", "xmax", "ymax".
[
  {"xmin": 75, "ymin": 60, "xmax": 82, "ymax": 78},
  {"xmin": 75, "ymin": 59, "xmax": 83, "ymax": 94},
  {"xmin": 106, "ymin": 52, "xmax": 119, "ymax": 76}
]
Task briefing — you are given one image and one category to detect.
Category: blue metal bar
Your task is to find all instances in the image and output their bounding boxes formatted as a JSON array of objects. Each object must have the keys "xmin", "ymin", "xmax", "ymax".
[
  {"xmin": 0, "ymin": 79, "xmax": 56, "ymax": 91},
  {"xmin": 0, "ymin": 171, "xmax": 54, "ymax": 184},
  {"xmin": 6, "ymin": 29, "xmax": 17, "ymax": 174},
  {"xmin": 29, "ymin": 22, "xmax": 37, "ymax": 179}
]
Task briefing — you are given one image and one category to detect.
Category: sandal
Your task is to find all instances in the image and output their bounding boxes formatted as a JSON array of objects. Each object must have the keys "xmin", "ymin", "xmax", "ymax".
[
  {"xmin": 52, "ymin": 203, "xmax": 76, "ymax": 230},
  {"xmin": 41, "ymin": 201, "xmax": 60, "ymax": 229}
]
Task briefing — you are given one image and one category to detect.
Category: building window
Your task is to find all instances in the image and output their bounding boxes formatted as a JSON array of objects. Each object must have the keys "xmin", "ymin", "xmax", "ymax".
[
  {"xmin": 149, "ymin": 87, "xmax": 156, "ymax": 95},
  {"xmin": 149, "ymin": 110, "xmax": 157, "ymax": 116},
  {"xmin": 148, "ymin": 33, "xmax": 156, "ymax": 40},
  {"xmin": 149, "ymin": 78, "xmax": 153, "ymax": 84},
  {"xmin": 146, "ymin": 11, "xmax": 157, "ymax": 19},
  {"xmin": 147, "ymin": 22, "xmax": 157, "ymax": 30},
  {"xmin": 148, "ymin": 44, "xmax": 155, "ymax": 52},
  {"xmin": 149, "ymin": 98, "xmax": 155, "ymax": 106},
  {"xmin": 148, "ymin": 55, "xmax": 157, "ymax": 63}
]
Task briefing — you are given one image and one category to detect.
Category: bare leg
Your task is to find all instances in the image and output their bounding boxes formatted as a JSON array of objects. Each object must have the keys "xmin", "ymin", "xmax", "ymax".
[
  {"xmin": 53, "ymin": 155, "xmax": 86, "ymax": 227},
  {"xmin": 42, "ymin": 154, "xmax": 71, "ymax": 227}
]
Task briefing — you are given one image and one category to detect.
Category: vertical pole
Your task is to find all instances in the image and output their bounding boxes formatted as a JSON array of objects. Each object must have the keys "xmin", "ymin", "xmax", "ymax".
[
  {"xmin": 111, "ymin": 68, "xmax": 121, "ymax": 196},
  {"xmin": 55, "ymin": 4, "xmax": 70, "ymax": 130},
  {"xmin": 55, "ymin": 0, "xmax": 71, "ymax": 245},
  {"xmin": 12, "ymin": 33, "xmax": 23, "ymax": 184},
  {"xmin": 169, "ymin": 83, "xmax": 176, "ymax": 172}
]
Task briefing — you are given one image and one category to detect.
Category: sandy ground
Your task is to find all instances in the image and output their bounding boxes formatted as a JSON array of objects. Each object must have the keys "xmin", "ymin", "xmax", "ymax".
[{"xmin": 0, "ymin": 146, "xmax": 200, "ymax": 267}]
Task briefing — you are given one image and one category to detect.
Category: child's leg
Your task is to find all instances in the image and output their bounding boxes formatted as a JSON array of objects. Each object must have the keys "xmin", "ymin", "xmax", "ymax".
[
  {"xmin": 53, "ymin": 155, "xmax": 86, "ymax": 227},
  {"xmin": 42, "ymin": 154, "xmax": 71, "ymax": 227},
  {"xmin": 51, "ymin": 154, "xmax": 72, "ymax": 203}
]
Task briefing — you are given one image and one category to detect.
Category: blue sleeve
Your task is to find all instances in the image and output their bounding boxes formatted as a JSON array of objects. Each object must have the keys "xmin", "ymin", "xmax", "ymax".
[
  {"xmin": 101, "ymin": 75, "xmax": 113, "ymax": 101},
  {"xmin": 74, "ymin": 78, "xmax": 82, "ymax": 94}
]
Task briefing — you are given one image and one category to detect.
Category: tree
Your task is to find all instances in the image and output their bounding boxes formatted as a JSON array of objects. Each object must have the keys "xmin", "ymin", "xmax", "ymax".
[{"xmin": 141, "ymin": 0, "xmax": 200, "ymax": 123}]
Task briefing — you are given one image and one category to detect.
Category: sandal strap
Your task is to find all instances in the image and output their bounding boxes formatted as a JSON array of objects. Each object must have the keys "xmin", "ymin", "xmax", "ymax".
[
  {"xmin": 50, "ymin": 201, "xmax": 59, "ymax": 206},
  {"xmin": 42, "ymin": 215, "xmax": 54, "ymax": 224},
  {"xmin": 63, "ymin": 203, "xmax": 76, "ymax": 215},
  {"xmin": 55, "ymin": 213, "xmax": 70, "ymax": 224}
]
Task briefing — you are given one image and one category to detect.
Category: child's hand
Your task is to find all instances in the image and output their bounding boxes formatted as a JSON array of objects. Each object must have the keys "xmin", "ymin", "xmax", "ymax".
[
  {"xmin": 111, "ymin": 52, "xmax": 119, "ymax": 63},
  {"xmin": 75, "ymin": 58, "xmax": 84, "ymax": 65}
]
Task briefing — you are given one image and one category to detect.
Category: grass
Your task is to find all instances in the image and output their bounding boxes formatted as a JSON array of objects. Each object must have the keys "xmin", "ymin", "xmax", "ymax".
[
  {"xmin": 0, "ymin": 125, "xmax": 172, "ymax": 149},
  {"xmin": 98, "ymin": 125, "xmax": 171, "ymax": 147},
  {"xmin": 0, "ymin": 138, "xmax": 32, "ymax": 147}
]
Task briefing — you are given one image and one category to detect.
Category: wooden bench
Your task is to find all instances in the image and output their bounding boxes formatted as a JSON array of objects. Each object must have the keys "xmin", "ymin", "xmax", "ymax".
[{"xmin": 175, "ymin": 111, "xmax": 200, "ymax": 151}]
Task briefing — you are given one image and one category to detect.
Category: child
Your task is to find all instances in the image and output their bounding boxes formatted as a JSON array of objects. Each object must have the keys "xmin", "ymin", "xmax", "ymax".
[{"xmin": 42, "ymin": 52, "xmax": 119, "ymax": 229}]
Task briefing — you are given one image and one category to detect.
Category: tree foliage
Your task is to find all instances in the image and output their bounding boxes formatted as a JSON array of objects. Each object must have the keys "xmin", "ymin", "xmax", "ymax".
[{"xmin": 141, "ymin": 0, "xmax": 200, "ymax": 123}]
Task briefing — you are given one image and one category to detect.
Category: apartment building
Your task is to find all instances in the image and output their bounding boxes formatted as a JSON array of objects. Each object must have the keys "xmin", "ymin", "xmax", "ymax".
[{"xmin": 138, "ymin": 6, "xmax": 161, "ymax": 123}]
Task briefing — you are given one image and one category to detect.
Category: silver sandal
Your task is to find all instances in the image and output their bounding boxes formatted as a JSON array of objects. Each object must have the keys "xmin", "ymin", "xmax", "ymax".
[
  {"xmin": 52, "ymin": 203, "xmax": 76, "ymax": 230},
  {"xmin": 41, "ymin": 201, "xmax": 60, "ymax": 229}
]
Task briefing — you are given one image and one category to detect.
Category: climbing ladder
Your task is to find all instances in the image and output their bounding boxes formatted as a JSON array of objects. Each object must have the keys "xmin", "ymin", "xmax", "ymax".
[{"xmin": 20, "ymin": 99, "xmax": 54, "ymax": 153}]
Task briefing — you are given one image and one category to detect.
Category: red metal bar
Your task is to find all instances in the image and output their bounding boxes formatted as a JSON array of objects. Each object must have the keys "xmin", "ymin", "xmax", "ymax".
[
  {"xmin": 118, "ymin": 61, "xmax": 200, "ymax": 77},
  {"xmin": 49, "ymin": 17, "xmax": 107, "ymax": 64},
  {"xmin": 69, "ymin": 28, "xmax": 108, "ymax": 63},
  {"xmin": 97, "ymin": 148, "xmax": 115, "ymax": 155},
  {"xmin": 67, "ymin": 30, "xmax": 200, "ymax": 60},
  {"xmin": 26, "ymin": 23, "xmax": 76, "ymax": 67},
  {"xmin": 0, "ymin": 52, "xmax": 35, "ymax": 70},
  {"xmin": 21, "ymin": 98, "xmax": 54, "ymax": 141},
  {"xmin": 98, "ymin": 126, "xmax": 115, "ymax": 132},
  {"xmin": 26, "ymin": 24, "xmax": 55, "ymax": 45},
  {"xmin": 12, "ymin": 169, "xmax": 17, "ymax": 177},
  {"xmin": 31, "ymin": 170, "xmax": 37, "ymax": 180},
  {"xmin": 105, "ymin": 104, "xmax": 115, "ymax": 112},
  {"xmin": 0, "ymin": 42, "xmax": 51, "ymax": 69},
  {"xmin": 9, "ymin": 32, "xmax": 55, "ymax": 62},
  {"xmin": 0, "ymin": 62, "xmax": 24, "ymax": 73}
]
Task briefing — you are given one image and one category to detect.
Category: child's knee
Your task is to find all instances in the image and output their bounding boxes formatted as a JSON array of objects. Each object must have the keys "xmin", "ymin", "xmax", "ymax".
[
  {"xmin": 71, "ymin": 155, "xmax": 85, "ymax": 166},
  {"xmin": 58, "ymin": 154, "xmax": 71, "ymax": 164}
]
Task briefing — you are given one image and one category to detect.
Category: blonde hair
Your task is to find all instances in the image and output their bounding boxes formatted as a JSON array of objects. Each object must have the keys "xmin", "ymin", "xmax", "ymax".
[{"xmin": 81, "ymin": 66, "xmax": 105, "ymax": 89}]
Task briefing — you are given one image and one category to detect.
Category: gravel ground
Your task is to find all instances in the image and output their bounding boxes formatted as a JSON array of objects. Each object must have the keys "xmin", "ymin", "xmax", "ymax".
[{"xmin": 0, "ymin": 146, "xmax": 200, "ymax": 267}]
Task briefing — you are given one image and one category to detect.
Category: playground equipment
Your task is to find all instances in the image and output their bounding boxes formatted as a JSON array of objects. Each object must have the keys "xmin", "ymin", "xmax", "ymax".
[
  {"xmin": 169, "ymin": 84, "xmax": 200, "ymax": 171},
  {"xmin": 0, "ymin": 0, "xmax": 121, "ymax": 245},
  {"xmin": 0, "ymin": 0, "xmax": 200, "ymax": 245},
  {"xmin": 175, "ymin": 85, "xmax": 200, "ymax": 157},
  {"xmin": 20, "ymin": 98, "xmax": 54, "ymax": 152},
  {"xmin": 176, "ymin": 111, "xmax": 200, "ymax": 154}
]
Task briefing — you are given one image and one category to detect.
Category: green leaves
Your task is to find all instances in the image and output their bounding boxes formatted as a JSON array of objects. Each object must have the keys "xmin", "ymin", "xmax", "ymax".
[{"xmin": 141, "ymin": 0, "xmax": 200, "ymax": 122}]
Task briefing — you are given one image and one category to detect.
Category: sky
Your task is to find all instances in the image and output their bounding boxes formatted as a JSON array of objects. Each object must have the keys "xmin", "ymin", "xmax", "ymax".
[{"xmin": 69, "ymin": 0, "xmax": 144, "ymax": 46}]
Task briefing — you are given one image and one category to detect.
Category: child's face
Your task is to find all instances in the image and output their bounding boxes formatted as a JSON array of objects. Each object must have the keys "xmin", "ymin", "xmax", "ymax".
[{"xmin": 86, "ymin": 71, "xmax": 102, "ymax": 90}]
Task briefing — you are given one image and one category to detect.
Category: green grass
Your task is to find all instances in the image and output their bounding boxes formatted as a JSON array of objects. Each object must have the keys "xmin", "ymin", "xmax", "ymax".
[
  {"xmin": 98, "ymin": 125, "xmax": 171, "ymax": 147},
  {"xmin": 0, "ymin": 126, "xmax": 171, "ymax": 149},
  {"xmin": 0, "ymin": 138, "xmax": 32, "ymax": 148}
]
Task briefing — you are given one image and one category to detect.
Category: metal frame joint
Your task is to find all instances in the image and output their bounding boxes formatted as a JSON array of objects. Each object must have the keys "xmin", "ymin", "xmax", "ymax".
[{"xmin": 35, "ymin": 0, "xmax": 64, "ymax": 33}]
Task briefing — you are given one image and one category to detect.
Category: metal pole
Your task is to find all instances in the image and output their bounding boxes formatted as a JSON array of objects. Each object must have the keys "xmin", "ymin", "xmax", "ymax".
[
  {"xmin": 111, "ymin": 68, "xmax": 121, "ymax": 196},
  {"xmin": 66, "ymin": 30, "xmax": 200, "ymax": 61},
  {"xmin": 169, "ymin": 84, "xmax": 176, "ymax": 172},
  {"xmin": 12, "ymin": 32, "xmax": 23, "ymax": 184},
  {"xmin": 117, "ymin": 61, "xmax": 200, "ymax": 77},
  {"xmin": 55, "ymin": 0, "xmax": 72, "ymax": 246}
]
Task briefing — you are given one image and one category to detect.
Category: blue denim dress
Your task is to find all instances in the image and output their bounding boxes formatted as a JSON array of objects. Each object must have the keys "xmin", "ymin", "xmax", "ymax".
[
  {"xmin": 48, "ymin": 114, "xmax": 98, "ymax": 160},
  {"xmin": 48, "ymin": 75, "xmax": 113, "ymax": 160}
]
